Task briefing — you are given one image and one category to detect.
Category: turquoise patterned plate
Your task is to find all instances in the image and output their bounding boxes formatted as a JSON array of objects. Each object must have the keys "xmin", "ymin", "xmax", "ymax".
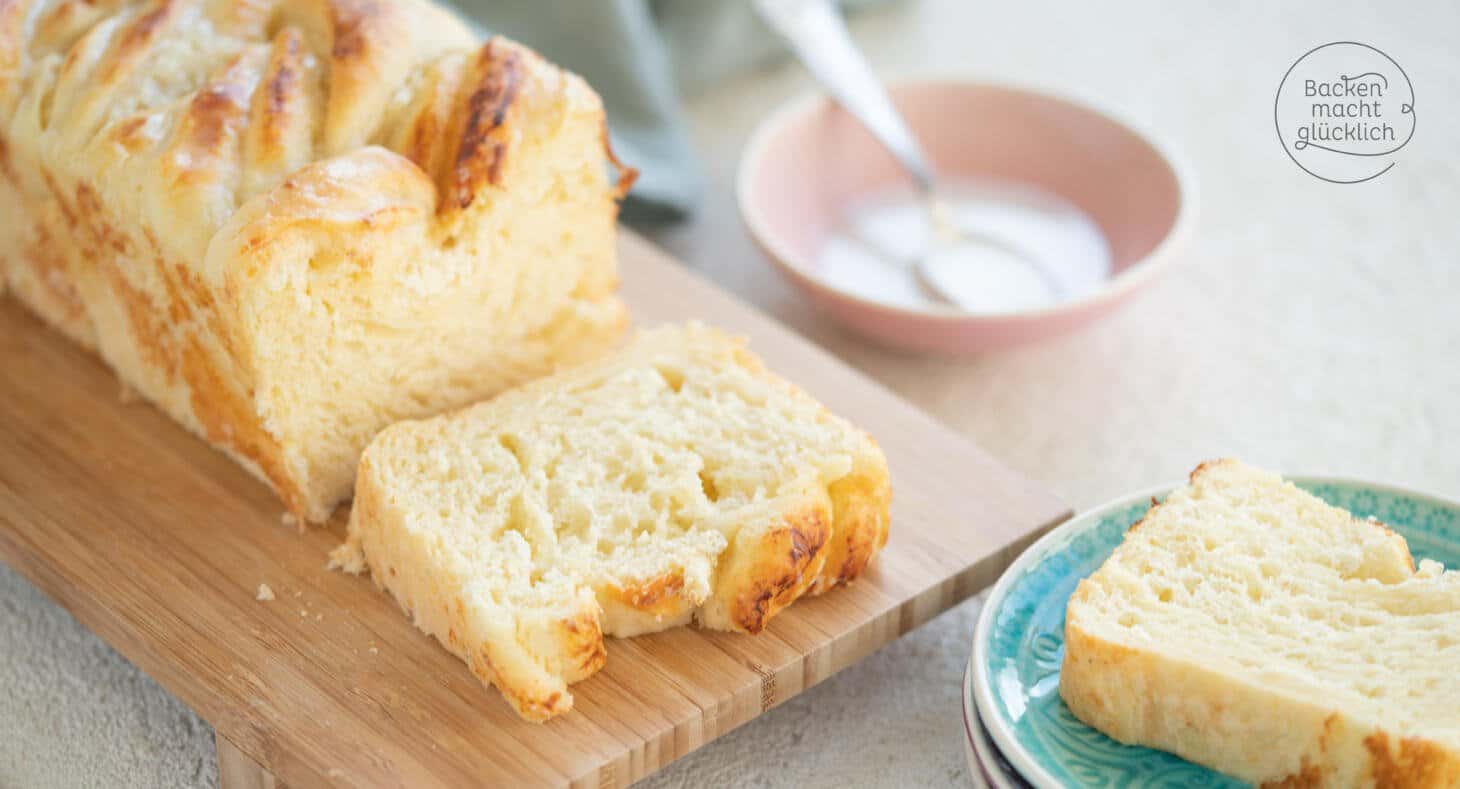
[{"xmin": 969, "ymin": 476, "xmax": 1460, "ymax": 788}]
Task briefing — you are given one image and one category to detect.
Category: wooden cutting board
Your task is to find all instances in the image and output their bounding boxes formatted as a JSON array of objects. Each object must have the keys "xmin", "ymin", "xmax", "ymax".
[{"xmin": 0, "ymin": 231, "xmax": 1068, "ymax": 788}]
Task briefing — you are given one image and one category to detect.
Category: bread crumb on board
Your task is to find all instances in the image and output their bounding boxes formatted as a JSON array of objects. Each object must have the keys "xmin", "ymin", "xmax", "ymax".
[{"xmin": 255, "ymin": 584, "xmax": 275, "ymax": 602}]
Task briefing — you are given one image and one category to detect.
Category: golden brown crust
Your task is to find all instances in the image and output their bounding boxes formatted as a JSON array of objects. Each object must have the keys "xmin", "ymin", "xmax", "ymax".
[
  {"xmin": 809, "ymin": 459, "xmax": 891, "ymax": 596},
  {"xmin": 389, "ymin": 54, "xmax": 460, "ymax": 193},
  {"xmin": 604, "ymin": 572, "xmax": 690, "ymax": 621},
  {"xmin": 1188, "ymin": 457, "xmax": 1232, "ymax": 482},
  {"xmin": 163, "ymin": 51, "xmax": 259, "ymax": 191},
  {"xmin": 280, "ymin": 0, "xmax": 446, "ymax": 154},
  {"xmin": 444, "ymin": 40, "xmax": 521, "ymax": 213},
  {"xmin": 1260, "ymin": 759, "xmax": 1325, "ymax": 789},
  {"xmin": 22, "ymin": 221, "xmax": 87, "ymax": 326},
  {"xmin": 31, "ymin": 1, "xmax": 112, "ymax": 59},
  {"xmin": 1363, "ymin": 733, "xmax": 1460, "ymax": 789},
  {"xmin": 0, "ymin": 132, "xmax": 14, "ymax": 185},
  {"xmin": 240, "ymin": 28, "xmax": 319, "ymax": 196},
  {"xmin": 724, "ymin": 504, "xmax": 832, "ymax": 634},
  {"xmin": 1250, "ymin": 728, "xmax": 1460, "ymax": 788},
  {"xmin": 94, "ymin": 235, "xmax": 301, "ymax": 512},
  {"xmin": 51, "ymin": 1, "xmax": 181, "ymax": 146},
  {"xmin": 602, "ymin": 122, "xmax": 638, "ymax": 201},
  {"xmin": 559, "ymin": 608, "xmax": 607, "ymax": 682}
]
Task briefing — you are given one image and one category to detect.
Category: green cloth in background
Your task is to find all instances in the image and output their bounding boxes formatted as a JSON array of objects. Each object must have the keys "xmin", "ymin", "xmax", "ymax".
[{"xmin": 445, "ymin": 1, "xmax": 872, "ymax": 222}]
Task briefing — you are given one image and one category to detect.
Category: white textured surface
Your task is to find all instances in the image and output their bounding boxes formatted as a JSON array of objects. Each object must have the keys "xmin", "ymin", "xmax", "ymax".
[{"xmin": 4, "ymin": 0, "xmax": 1459, "ymax": 786}]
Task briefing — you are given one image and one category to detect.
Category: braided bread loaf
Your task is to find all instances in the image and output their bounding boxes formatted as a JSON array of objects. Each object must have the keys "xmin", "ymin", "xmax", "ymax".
[{"xmin": 0, "ymin": 0, "xmax": 630, "ymax": 521}]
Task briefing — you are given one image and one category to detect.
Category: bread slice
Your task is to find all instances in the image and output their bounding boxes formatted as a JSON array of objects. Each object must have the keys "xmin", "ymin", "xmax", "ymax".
[
  {"xmin": 0, "ymin": 0, "xmax": 628, "ymax": 522},
  {"xmin": 1061, "ymin": 460, "xmax": 1460, "ymax": 788},
  {"xmin": 331, "ymin": 323, "xmax": 891, "ymax": 721}
]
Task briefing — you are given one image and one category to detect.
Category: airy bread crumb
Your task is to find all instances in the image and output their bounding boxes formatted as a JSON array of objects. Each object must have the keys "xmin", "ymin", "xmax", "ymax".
[
  {"xmin": 1061, "ymin": 459, "xmax": 1460, "ymax": 788},
  {"xmin": 255, "ymin": 584, "xmax": 275, "ymax": 602},
  {"xmin": 339, "ymin": 323, "xmax": 891, "ymax": 721}
]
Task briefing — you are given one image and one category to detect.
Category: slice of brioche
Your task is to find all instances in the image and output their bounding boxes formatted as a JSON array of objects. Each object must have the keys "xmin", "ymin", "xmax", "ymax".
[
  {"xmin": 332, "ymin": 323, "xmax": 891, "ymax": 720},
  {"xmin": 1061, "ymin": 460, "xmax": 1460, "ymax": 788}
]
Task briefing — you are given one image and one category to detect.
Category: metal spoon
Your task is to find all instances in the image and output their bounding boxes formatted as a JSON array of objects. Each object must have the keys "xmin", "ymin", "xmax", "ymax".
[{"xmin": 754, "ymin": 0, "xmax": 1063, "ymax": 310}]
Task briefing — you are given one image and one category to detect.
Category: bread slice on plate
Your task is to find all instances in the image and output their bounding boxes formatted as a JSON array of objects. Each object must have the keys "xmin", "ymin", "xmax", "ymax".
[
  {"xmin": 1061, "ymin": 460, "xmax": 1460, "ymax": 788},
  {"xmin": 332, "ymin": 323, "xmax": 891, "ymax": 721}
]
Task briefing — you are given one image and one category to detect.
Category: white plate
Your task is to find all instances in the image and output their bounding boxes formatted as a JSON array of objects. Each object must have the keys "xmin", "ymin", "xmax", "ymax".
[{"xmin": 961, "ymin": 652, "xmax": 1030, "ymax": 789}]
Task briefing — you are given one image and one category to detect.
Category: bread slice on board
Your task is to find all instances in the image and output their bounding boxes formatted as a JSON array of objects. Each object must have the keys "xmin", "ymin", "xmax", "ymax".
[
  {"xmin": 332, "ymin": 323, "xmax": 892, "ymax": 721},
  {"xmin": 1061, "ymin": 459, "xmax": 1460, "ymax": 788}
]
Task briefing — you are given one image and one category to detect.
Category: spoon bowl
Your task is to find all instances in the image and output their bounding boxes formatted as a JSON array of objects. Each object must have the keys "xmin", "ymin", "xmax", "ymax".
[
  {"xmin": 755, "ymin": 0, "xmax": 1057, "ymax": 310},
  {"xmin": 737, "ymin": 79, "xmax": 1195, "ymax": 353}
]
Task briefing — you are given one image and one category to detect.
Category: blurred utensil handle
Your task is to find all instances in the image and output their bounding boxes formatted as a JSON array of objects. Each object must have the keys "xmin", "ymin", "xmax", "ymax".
[{"xmin": 754, "ymin": 0, "xmax": 938, "ymax": 193}]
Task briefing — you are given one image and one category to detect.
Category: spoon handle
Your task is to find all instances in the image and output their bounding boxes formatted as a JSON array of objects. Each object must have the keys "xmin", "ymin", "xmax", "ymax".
[{"xmin": 755, "ymin": 0, "xmax": 938, "ymax": 194}]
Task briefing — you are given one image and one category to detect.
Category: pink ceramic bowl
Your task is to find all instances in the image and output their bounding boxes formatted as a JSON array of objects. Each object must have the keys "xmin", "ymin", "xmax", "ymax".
[{"xmin": 737, "ymin": 79, "xmax": 1195, "ymax": 353}]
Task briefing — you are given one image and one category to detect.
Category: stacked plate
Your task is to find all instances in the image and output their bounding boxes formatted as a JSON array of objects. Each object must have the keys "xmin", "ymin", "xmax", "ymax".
[{"xmin": 961, "ymin": 477, "xmax": 1460, "ymax": 787}]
